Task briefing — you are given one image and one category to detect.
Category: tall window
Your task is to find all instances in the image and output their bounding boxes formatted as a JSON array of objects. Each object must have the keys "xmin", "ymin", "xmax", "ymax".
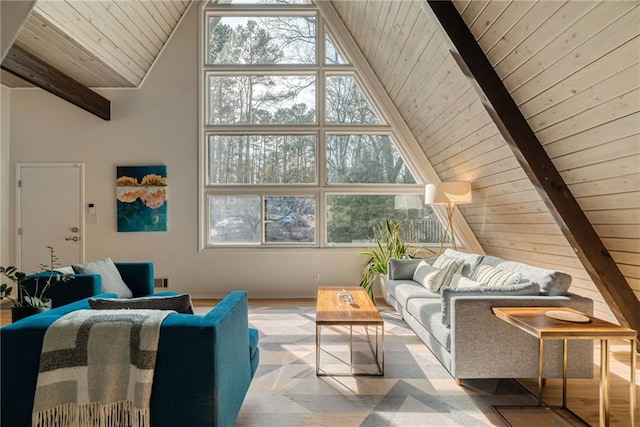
[{"xmin": 200, "ymin": 0, "xmax": 446, "ymax": 248}]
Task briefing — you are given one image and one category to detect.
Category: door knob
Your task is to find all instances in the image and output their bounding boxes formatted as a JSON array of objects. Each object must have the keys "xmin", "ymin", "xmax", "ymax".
[
  {"xmin": 70, "ymin": 227, "xmax": 79, "ymax": 233},
  {"xmin": 65, "ymin": 237, "xmax": 79, "ymax": 241}
]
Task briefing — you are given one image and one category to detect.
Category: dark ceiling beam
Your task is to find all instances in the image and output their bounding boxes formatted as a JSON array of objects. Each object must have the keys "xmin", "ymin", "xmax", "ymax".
[
  {"xmin": 424, "ymin": 0, "xmax": 640, "ymax": 337},
  {"xmin": 1, "ymin": 45, "xmax": 110, "ymax": 120}
]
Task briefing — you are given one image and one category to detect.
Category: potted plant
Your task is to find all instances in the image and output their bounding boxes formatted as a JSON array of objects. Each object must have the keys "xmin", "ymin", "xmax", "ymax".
[
  {"xmin": 0, "ymin": 246, "xmax": 74, "ymax": 322},
  {"xmin": 358, "ymin": 219, "xmax": 411, "ymax": 301}
]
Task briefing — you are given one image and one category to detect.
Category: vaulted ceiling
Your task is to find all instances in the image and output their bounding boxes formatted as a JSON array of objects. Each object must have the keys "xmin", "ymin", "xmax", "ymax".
[{"xmin": 2, "ymin": 0, "xmax": 639, "ymax": 334}]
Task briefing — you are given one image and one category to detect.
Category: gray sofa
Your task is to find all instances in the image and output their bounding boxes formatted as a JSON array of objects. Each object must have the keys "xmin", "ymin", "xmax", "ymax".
[{"xmin": 381, "ymin": 249, "xmax": 594, "ymax": 383}]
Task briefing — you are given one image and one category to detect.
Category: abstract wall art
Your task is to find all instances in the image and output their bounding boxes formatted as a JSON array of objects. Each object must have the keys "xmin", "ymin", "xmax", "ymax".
[{"xmin": 116, "ymin": 165, "xmax": 167, "ymax": 232}]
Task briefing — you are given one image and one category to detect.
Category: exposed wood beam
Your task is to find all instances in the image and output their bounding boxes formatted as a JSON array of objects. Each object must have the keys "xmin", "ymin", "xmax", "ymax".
[
  {"xmin": 1, "ymin": 45, "xmax": 110, "ymax": 120},
  {"xmin": 423, "ymin": 0, "xmax": 640, "ymax": 339}
]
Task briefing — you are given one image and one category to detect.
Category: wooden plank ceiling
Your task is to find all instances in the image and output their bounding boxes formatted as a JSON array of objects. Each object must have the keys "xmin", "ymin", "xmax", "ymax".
[
  {"xmin": 1, "ymin": 0, "xmax": 191, "ymax": 88},
  {"xmin": 331, "ymin": 0, "xmax": 640, "ymax": 325}
]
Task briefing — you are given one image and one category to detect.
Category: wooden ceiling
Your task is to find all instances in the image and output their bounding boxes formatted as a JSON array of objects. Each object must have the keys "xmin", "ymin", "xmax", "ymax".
[{"xmin": 1, "ymin": 0, "xmax": 191, "ymax": 88}]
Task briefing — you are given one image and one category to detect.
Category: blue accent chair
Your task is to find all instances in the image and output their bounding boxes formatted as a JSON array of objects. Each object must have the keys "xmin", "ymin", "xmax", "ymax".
[
  {"xmin": 21, "ymin": 262, "xmax": 155, "ymax": 307},
  {"xmin": 1, "ymin": 290, "xmax": 259, "ymax": 427}
]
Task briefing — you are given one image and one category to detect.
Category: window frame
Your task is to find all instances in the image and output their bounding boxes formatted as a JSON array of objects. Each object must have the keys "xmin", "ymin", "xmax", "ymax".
[{"xmin": 199, "ymin": 1, "xmax": 431, "ymax": 250}]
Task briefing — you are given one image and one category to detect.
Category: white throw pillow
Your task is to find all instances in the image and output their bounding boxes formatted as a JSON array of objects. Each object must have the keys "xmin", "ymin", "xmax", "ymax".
[
  {"xmin": 54, "ymin": 266, "xmax": 75, "ymax": 275},
  {"xmin": 449, "ymin": 273, "xmax": 483, "ymax": 289},
  {"xmin": 470, "ymin": 265, "xmax": 522, "ymax": 287},
  {"xmin": 72, "ymin": 258, "xmax": 133, "ymax": 298},
  {"xmin": 413, "ymin": 261, "xmax": 447, "ymax": 292}
]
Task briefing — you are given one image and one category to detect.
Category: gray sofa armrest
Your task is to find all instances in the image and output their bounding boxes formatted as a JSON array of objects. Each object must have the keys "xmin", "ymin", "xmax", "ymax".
[{"xmin": 450, "ymin": 294, "xmax": 594, "ymax": 379}]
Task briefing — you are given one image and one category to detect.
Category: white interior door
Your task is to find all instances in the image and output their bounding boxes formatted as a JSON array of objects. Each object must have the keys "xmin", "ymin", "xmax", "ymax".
[{"xmin": 16, "ymin": 163, "xmax": 84, "ymax": 273}]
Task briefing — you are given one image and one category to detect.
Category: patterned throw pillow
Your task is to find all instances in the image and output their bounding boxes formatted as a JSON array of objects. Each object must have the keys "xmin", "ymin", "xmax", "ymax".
[
  {"xmin": 470, "ymin": 265, "xmax": 522, "ymax": 287},
  {"xmin": 431, "ymin": 255, "xmax": 464, "ymax": 287}
]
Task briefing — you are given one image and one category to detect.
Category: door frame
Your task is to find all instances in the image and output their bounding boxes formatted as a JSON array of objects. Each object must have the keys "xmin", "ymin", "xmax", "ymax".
[{"xmin": 15, "ymin": 162, "xmax": 85, "ymax": 269}]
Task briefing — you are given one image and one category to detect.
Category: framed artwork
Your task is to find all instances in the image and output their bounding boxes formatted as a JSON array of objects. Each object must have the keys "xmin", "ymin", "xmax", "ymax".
[{"xmin": 116, "ymin": 165, "xmax": 167, "ymax": 232}]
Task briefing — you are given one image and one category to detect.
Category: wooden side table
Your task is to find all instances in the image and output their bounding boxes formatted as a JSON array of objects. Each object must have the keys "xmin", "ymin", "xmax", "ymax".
[
  {"xmin": 492, "ymin": 306, "xmax": 636, "ymax": 427},
  {"xmin": 315, "ymin": 286, "xmax": 384, "ymax": 376}
]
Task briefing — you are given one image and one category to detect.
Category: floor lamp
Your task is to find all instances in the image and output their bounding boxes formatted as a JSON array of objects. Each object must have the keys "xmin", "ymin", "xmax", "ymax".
[{"xmin": 424, "ymin": 182, "xmax": 472, "ymax": 254}]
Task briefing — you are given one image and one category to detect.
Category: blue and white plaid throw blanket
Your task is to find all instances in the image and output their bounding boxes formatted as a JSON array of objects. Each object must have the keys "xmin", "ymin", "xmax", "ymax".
[{"xmin": 32, "ymin": 309, "xmax": 173, "ymax": 427}]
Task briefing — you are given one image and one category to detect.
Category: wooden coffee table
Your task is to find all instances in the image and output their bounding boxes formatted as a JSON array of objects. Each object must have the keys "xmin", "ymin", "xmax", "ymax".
[
  {"xmin": 492, "ymin": 306, "xmax": 637, "ymax": 427},
  {"xmin": 315, "ymin": 286, "xmax": 384, "ymax": 376}
]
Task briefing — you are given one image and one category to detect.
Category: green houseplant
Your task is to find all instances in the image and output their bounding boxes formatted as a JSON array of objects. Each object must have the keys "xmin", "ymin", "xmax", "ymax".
[
  {"xmin": 0, "ymin": 246, "xmax": 74, "ymax": 321},
  {"xmin": 358, "ymin": 219, "xmax": 412, "ymax": 300}
]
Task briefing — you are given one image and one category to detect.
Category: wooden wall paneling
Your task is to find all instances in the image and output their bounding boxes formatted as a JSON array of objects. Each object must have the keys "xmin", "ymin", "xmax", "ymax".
[
  {"xmin": 409, "ymin": 65, "xmax": 474, "ymax": 139},
  {"xmin": 452, "ymin": 0, "xmax": 471, "ymax": 16},
  {"xmin": 437, "ymin": 143, "xmax": 515, "ymax": 180},
  {"xmin": 20, "ymin": 13, "xmax": 131, "ymax": 87},
  {"xmin": 484, "ymin": 1, "xmax": 565, "ymax": 67},
  {"xmin": 430, "ymin": 128, "xmax": 503, "ymax": 168},
  {"xmin": 471, "ymin": 168, "xmax": 527, "ymax": 190},
  {"xmin": 536, "ymin": 92, "xmax": 639, "ymax": 146},
  {"xmin": 475, "ymin": 1, "xmax": 535, "ymax": 54},
  {"xmin": 377, "ymin": 2, "xmax": 417, "ymax": 86},
  {"xmin": 520, "ymin": 37, "xmax": 640, "ymax": 119},
  {"xmin": 611, "ymin": 251, "xmax": 640, "ymax": 267},
  {"xmin": 458, "ymin": 0, "xmax": 488, "ymax": 26},
  {"xmin": 576, "ymin": 192, "xmax": 640, "ymax": 212},
  {"xmin": 34, "ymin": 2, "xmax": 143, "ymax": 85},
  {"xmin": 500, "ymin": 1, "xmax": 615, "ymax": 90},
  {"xmin": 570, "ymin": 174, "xmax": 640, "ymax": 200},
  {"xmin": 462, "ymin": 201, "xmax": 548, "ymax": 218},
  {"xmin": 551, "ymin": 136, "xmax": 639, "ymax": 175},
  {"xmin": 144, "ymin": 2, "xmax": 173, "ymax": 36},
  {"xmin": 421, "ymin": 95, "xmax": 482, "ymax": 142},
  {"xmin": 386, "ymin": 17, "xmax": 437, "ymax": 100},
  {"xmin": 472, "ymin": 177, "xmax": 535, "ymax": 197},
  {"xmin": 68, "ymin": 0, "xmax": 153, "ymax": 70},
  {"xmin": 115, "ymin": 1, "xmax": 165, "ymax": 51},
  {"xmin": 546, "ymin": 113, "xmax": 640, "ymax": 158},
  {"xmin": 472, "ymin": 230, "xmax": 569, "ymax": 247},
  {"xmin": 362, "ymin": 0, "xmax": 384, "ymax": 58},
  {"xmin": 472, "ymin": 190, "xmax": 543, "ymax": 208},
  {"xmin": 560, "ymin": 155, "xmax": 640, "ymax": 186},
  {"xmin": 470, "ymin": 222, "xmax": 564, "ymax": 235},
  {"xmin": 361, "ymin": 1, "xmax": 400, "ymax": 78},
  {"xmin": 401, "ymin": 55, "xmax": 457, "ymax": 123},
  {"xmin": 587, "ymin": 209, "xmax": 640, "ymax": 227},
  {"xmin": 131, "ymin": 1, "xmax": 170, "ymax": 40},
  {"xmin": 528, "ymin": 67, "xmax": 639, "ymax": 133},
  {"xmin": 467, "ymin": 0, "xmax": 511, "ymax": 41},
  {"xmin": 86, "ymin": 1, "xmax": 157, "ymax": 62},
  {"xmin": 509, "ymin": 5, "xmax": 640, "ymax": 104}
]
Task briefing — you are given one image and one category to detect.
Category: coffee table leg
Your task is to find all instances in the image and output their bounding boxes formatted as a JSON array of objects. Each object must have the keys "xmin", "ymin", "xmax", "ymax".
[
  {"xmin": 538, "ymin": 339, "xmax": 545, "ymax": 406},
  {"xmin": 350, "ymin": 326, "xmax": 353, "ymax": 375},
  {"xmin": 600, "ymin": 339, "xmax": 610, "ymax": 427},
  {"xmin": 316, "ymin": 324, "xmax": 320, "ymax": 376},
  {"xmin": 562, "ymin": 338, "xmax": 568, "ymax": 408}
]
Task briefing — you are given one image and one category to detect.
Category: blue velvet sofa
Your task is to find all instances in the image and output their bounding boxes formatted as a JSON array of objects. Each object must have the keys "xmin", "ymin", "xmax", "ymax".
[
  {"xmin": 1, "ymin": 291, "xmax": 259, "ymax": 427},
  {"xmin": 21, "ymin": 262, "xmax": 155, "ymax": 307}
]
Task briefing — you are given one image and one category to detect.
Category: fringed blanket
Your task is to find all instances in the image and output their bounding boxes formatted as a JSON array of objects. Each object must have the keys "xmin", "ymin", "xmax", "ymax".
[{"xmin": 32, "ymin": 309, "xmax": 173, "ymax": 427}]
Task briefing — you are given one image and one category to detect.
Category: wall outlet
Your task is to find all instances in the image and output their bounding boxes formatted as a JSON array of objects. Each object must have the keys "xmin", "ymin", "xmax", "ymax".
[{"xmin": 313, "ymin": 272, "xmax": 320, "ymax": 282}]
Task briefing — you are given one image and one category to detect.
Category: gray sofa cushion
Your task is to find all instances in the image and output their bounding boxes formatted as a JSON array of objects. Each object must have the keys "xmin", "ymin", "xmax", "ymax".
[
  {"xmin": 388, "ymin": 258, "xmax": 427, "ymax": 280},
  {"xmin": 440, "ymin": 281, "xmax": 540, "ymax": 326},
  {"xmin": 494, "ymin": 261, "xmax": 571, "ymax": 296},
  {"xmin": 406, "ymin": 297, "xmax": 451, "ymax": 351},
  {"xmin": 385, "ymin": 279, "xmax": 440, "ymax": 307}
]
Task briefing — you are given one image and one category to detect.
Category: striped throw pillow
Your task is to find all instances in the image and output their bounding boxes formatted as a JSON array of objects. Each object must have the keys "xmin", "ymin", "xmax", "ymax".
[
  {"xmin": 470, "ymin": 265, "xmax": 522, "ymax": 287},
  {"xmin": 431, "ymin": 255, "xmax": 464, "ymax": 287}
]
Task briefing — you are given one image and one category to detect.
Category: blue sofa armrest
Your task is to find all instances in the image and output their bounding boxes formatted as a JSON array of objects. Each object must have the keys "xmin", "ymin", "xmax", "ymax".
[
  {"xmin": 21, "ymin": 273, "xmax": 102, "ymax": 308},
  {"xmin": 151, "ymin": 291, "xmax": 252, "ymax": 427},
  {"xmin": 115, "ymin": 262, "xmax": 154, "ymax": 297}
]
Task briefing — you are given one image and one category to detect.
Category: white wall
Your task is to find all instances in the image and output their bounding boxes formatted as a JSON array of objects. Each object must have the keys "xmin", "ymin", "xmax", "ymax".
[
  {"xmin": 0, "ymin": 85, "xmax": 10, "ymax": 265},
  {"xmin": 7, "ymin": 5, "xmax": 365, "ymax": 298}
]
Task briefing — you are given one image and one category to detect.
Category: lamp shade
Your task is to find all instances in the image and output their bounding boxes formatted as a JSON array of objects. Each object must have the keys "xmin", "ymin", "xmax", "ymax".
[{"xmin": 424, "ymin": 182, "xmax": 472, "ymax": 205}]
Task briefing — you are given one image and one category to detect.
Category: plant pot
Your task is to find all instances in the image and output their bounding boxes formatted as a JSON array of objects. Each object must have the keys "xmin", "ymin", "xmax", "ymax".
[{"xmin": 11, "ymin": 303, "xmax": 51, "ymax": 323}]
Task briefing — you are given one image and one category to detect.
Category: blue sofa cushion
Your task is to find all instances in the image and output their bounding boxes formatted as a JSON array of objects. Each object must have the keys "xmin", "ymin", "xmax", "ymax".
[
  {"xmin": 89, "ymin": 294, "xmax": 194, "ymax": 314},
  {"xmin": 72, "ymin": 258, "xmax": 132, "ymax": 298}
]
